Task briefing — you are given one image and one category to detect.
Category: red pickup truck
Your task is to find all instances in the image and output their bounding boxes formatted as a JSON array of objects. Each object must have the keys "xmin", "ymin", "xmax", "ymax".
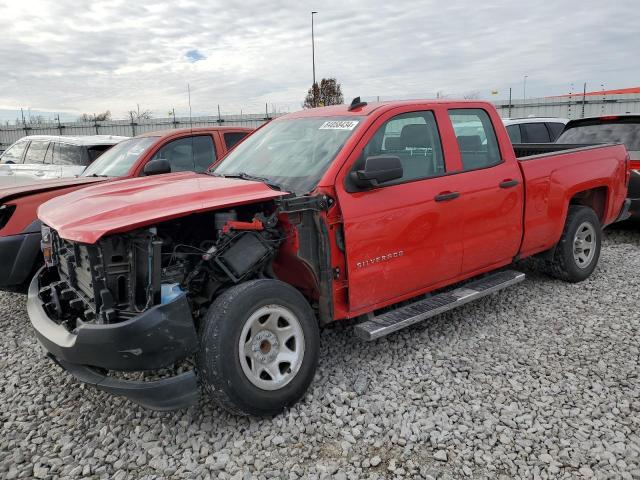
[
  {"xmin": 0, "ymin": 126, "xmax": 251, "ymax": 290},
  {"xmin": 28, "ymin": 99, "xmax": 629, "ymax": 415}
]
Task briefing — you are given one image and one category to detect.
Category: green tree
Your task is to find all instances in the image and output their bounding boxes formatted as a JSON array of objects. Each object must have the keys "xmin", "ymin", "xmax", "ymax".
[{"xmin": 303, "ymin": 78, "xmax": 344, "ymax": 108}]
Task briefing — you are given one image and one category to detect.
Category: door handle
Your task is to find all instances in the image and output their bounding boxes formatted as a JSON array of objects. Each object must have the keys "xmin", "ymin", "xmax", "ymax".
[
  {"xmin": 34, "ymin": 171, "xmax": 45, "ymax": 176},
  {"xmin": 435, "ymin": 191, "xmax": 460, "ymax": 202},
  {"xmin": 499, "ymin": 179, "xmax": 519, "ymax": 188}
]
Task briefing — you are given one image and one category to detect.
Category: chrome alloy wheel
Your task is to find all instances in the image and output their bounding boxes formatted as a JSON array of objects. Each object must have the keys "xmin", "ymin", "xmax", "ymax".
[
  {"xmin": 573, "ymin": 221, "xmax": 596, "ymax": 269},
  {"xmin": 238, "ymin": 305, "xmax": 305, "ymax": 390}
]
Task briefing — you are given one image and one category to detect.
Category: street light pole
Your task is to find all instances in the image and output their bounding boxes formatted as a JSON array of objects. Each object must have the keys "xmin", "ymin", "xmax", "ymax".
[
  {"xmin": 311, "ymin": 11, "xmax": 318, "ymax": 107},
  {"xmin": 523, "ymin": 75, "xmax": 528, "ymax": 102}
]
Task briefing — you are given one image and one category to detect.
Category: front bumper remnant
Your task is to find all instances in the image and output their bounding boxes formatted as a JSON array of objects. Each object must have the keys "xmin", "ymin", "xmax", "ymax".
[
  {"xmin": 28, "ymin": 268, "xmax": 200, "ymax": 410},
  {"xmin": 52, "ymin": 356, "xmax": 199, "ymax": 410}
]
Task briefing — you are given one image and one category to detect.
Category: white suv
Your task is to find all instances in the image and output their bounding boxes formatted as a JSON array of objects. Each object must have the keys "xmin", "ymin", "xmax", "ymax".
[
  {"xmin": 0, "ymin": 135, "xmax": 128, "ymax": 180},
  {"xmin": 502, "ymin": 117, "xmax": 569, "ymax": 143}
]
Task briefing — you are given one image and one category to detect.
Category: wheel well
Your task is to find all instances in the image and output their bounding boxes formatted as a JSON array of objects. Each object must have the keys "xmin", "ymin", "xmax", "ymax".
[{"xmin": 569, "ymin": 187, "xmax": 607, "ymax": 222}]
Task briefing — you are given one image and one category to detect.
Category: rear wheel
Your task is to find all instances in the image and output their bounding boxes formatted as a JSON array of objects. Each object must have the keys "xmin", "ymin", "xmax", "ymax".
[
  {"xmin": 546, "ymin": 205, "xmax": 601, "ymax": 282},
  {"xmin": 197, "ymin": 279, "xmax": 319, "ymax": 416}
]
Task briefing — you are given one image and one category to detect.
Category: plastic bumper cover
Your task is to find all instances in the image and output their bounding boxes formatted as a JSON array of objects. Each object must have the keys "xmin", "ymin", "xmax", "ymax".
[{"xmin": 27, "ymin": 269, "xmax": 200, "ymax": 410}]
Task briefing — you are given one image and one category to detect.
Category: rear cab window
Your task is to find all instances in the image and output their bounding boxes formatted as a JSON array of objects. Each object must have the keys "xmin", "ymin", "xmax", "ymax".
[
  {"xmin": 448, "ymin": 109, "xmax": 501, "ymax": 170},
  {"xmin": 224, "ymin": 131, "xmax": 249, "ymax": 150},
  {"xmin": 557, "ymin": 120, "xmax": 640, "ymax": 156},
  {"xmin": 23, "ymin": 141, "xmax": 50, "ymax": 164},
  {"xmin": 0, "ymin": 140, "xmax": 29, "ymax": 164}
]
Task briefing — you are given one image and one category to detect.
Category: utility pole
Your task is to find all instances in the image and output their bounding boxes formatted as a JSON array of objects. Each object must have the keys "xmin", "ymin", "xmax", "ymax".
[
  {"xmin": 523, "ymin": 75, "xmax": 528, "ymax": 102},
  {"xmin": 581, "ymin": 82, "xmax": 587, "ymax": 118},
  {"xmin": 311, "ymin": 11, "xmax": 318, "ymax": 107},
  {"xmin": 508, "ymin": 87, "xmax": 512, "ymax": 118}
]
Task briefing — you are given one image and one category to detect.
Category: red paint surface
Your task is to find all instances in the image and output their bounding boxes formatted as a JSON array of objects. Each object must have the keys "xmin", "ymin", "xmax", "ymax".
[
  {"xmin": 39, "ymin": 173, "xmax": 285, "ymax": 243},
  {"xmin": 0, "ymin": 127, "xmax": 252, "ymax": 238}
]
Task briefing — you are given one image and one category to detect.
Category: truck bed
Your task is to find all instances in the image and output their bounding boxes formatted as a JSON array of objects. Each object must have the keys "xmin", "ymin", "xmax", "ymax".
[
  {"xmin": 515, "ymin": 142, "xmax": 628, "ymax": 258},
  {"xmin": 513, "ymin": 143, "xmax": 607, "ymax": 159}
]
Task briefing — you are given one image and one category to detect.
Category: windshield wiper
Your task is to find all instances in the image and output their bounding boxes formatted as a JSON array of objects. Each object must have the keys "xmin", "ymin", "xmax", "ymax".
[
  {"xmin": 214, "ymin": 172, "xmax": 283, "ymax": 191},
  {"xmin": 85, "ymin": 173, "xmax": 111, "ymax": 178}
]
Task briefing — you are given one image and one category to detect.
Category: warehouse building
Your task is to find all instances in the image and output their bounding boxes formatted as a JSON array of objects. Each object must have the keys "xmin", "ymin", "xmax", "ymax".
[{"xmin": 494, "ymin": 86, "xmax": 640, "ymax": 119}]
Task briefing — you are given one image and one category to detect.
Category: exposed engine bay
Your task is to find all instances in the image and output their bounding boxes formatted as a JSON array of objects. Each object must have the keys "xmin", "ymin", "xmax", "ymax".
[{"xmin": 39, "ymin": 202, "xmax": 286, "ymax": 330}]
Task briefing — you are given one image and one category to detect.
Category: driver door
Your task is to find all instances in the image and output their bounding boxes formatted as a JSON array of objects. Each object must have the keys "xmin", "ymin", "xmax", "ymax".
[{"xmin": 336, "ymin": 108, "xmax": 464, "ymax": 312}]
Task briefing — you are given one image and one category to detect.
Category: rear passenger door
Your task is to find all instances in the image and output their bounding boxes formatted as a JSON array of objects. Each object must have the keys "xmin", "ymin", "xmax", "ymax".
[
  {"xmin": 149, "ymin": 135, "xmax": 217, "ymax": 173},
  {"xmin": 446, "ymin": 108, "xmax": 524, "ymax": 274},
  {"xmin": 337, "ymin": 108, "xmax": 464, "ymax": 311}
]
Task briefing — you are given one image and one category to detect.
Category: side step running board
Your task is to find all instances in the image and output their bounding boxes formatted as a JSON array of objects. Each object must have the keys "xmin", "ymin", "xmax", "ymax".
[{"xmin": 354, "ymin": 270, "xmax": 525, "ymax": 341}]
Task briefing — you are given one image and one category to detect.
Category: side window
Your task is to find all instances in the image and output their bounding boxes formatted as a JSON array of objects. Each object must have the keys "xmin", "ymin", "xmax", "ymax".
[
  {"xmin": 23, "ymin": 141, "xmax": 50, "ymax": 164},
  {"xmin": 521, "ymin": 123, "xmax": 551, "ymax": 143},
  {"xmin": 547, "ymin": 122, "xmax": 565, "ymax": 141},
  {"xmin": 224, "ymin": 132, "xmax": 249, "ymax": 150},
  {"xmin": 0, "ymin": 141, "xmax": 28, "ymax": 164},
  {"xmin": 506, "ymin": 124, "xmax": 522, "ymax": 143},
  {"xmin": 448, "ymin": 109, "xmax": 501, "ymax": 170},
  {"xmin": 54, "ymin": 144, "xmax": 84, "ymax": 166},
  {"xmin": 355, "ymin": 111, "xmax": 445, "ymax": 185},
  {"xmin": 152, "ymin": 135, "xmax": 216, "ymax": 173}
]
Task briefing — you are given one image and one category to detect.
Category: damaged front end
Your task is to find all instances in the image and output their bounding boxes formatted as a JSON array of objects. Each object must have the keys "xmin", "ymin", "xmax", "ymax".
[{"xmin": 29, "ymin": 204, "xmax": 285, "ymax": 410}]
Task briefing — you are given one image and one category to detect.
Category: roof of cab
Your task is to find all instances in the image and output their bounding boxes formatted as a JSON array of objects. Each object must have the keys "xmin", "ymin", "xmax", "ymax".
[
  {"xmin": 14, "ymin": 134, "xmax": 129, "ymax": 146},
  {"xmin": 280, "ymin": 99, "xmax": 498, "ymax": 119},
  {"xmin": 136, "ymin": 126, "xmax": 254, "ymax": 138}
]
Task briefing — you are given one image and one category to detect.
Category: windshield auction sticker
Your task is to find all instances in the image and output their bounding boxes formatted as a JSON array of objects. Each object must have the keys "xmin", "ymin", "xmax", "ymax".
[{"xmin": 319, "ymin": 120, "xmax": 359, "ymax": 130}]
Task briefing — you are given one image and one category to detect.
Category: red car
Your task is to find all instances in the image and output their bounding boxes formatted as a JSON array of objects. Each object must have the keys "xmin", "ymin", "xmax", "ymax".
[
  {"xmin": 0, "ymin": 126, "xmax": 252, "ymax": 290},
  {"xmin": 29, "ymin": 99, "xmax": 628, "ymax": 415}
]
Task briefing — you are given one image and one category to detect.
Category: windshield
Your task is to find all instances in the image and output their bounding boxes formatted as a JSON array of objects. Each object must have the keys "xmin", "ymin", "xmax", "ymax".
[
  {"xmin": 557, "ymin": 121, "xmax": 640, "ymax": 154},
  {"xmin": 212, "ymin": 116, "xmax": 363, "ymax": 194},
  {"xmin": 82, "ymin": 137, "xmax": 156, "ymax": 177}
]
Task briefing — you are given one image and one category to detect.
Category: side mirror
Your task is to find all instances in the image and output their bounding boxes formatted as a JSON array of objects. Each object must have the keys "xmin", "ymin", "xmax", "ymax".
[
  {"xmin": 350, "ymin": 155, "xmax": 403, "ymax": 189},
  {"xmin": 143, "ymin": 158, "xmax": 171, "ymax": 176}
]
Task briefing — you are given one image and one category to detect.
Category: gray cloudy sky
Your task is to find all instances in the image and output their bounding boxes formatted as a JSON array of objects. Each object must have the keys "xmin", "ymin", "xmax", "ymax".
[{"xmin": 0, "ymin": 0, "xmax": 638, "ymax": 119}]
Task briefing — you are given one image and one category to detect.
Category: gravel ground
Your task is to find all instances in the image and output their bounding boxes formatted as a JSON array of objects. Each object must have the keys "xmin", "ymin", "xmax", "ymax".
[{"xmin": 1, "ymin": 224, "xmax": 639, "ymax": 480}]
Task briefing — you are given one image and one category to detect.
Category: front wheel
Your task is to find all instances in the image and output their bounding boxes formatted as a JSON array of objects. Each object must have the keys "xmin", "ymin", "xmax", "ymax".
[
  {"xmin": 197, "ymin": 279, "xmax": 320, "ymax": 416},
  {"xmin": 546, "ymin": 205, "xmax": 602, "ymax": 283}
]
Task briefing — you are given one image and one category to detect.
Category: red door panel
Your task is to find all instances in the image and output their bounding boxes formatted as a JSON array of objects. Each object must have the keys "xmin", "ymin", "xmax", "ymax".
[
  {"xmin": 337, "ymin": 178, "xmax": 463, "ymax": 311},
  {"xmin": 448, "ymin": 162, "xmax": 524, "ymax": 272}
]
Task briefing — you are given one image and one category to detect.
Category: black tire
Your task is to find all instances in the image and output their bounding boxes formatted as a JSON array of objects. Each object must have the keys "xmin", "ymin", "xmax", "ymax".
[
  {"xmin": 546, "ymin": 205, "xmax": 601, "ymax": 283},
  {"xmin": 197, "ymin": 279, "xmax": 320, "ymax": 416}
]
